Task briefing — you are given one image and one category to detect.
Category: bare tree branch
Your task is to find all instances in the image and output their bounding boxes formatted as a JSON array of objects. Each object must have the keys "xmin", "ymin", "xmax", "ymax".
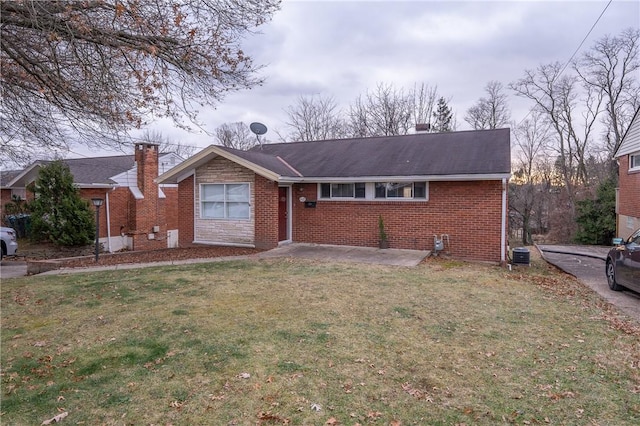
[
  {"xmin": 214, "ymin": 122, "xmax": 258, "ymax": 150},
  {"xmin": 465, "ymin": 81, "xmax": 511, "ymax": 130},
  {"xmin": 0, "ymin": 0, "xmax": 280, "ymax": 164},
  {"xmin": 574, "ymin": 27, "xmax": 640, "ymax": 158}
]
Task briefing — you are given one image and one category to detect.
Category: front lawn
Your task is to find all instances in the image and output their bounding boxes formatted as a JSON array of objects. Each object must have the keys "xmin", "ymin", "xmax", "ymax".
[{"xmin": 1, "ymin": 257, "xmax": 638, "ymax": 425}]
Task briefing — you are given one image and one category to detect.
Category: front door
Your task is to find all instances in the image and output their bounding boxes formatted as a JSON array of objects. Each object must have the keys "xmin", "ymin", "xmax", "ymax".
[{"xmin": 278, "ymin": 187, "xmax": 288, "ymax": 241}]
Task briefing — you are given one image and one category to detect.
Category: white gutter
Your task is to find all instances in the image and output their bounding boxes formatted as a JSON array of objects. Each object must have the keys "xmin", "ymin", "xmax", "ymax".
[
  {"xmin": 105, "ymin": 190, "xmax": 113, "ymax": 253},
  {"xmin": 501, "ymin": 178, "xmax": 507, "ymax": 264}
]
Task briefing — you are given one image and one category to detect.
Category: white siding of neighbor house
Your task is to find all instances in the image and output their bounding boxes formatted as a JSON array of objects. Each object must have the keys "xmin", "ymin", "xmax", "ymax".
[
  {"xmin": 616, "ymin": 111, "xmax": 640, "ymax": 157},
  {"xmin": 194, "ymin": 157, "xmax": 255, "ymax": 246}
]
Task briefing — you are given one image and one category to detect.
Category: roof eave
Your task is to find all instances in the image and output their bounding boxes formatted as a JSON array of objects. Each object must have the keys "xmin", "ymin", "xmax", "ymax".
[
  {"xmin": 278, "ymin": 173, "xmax": 511, "ymax": 184},
  {"xmin": 76, "ymin": 183, "xmax": 117, "ymax": 189}
]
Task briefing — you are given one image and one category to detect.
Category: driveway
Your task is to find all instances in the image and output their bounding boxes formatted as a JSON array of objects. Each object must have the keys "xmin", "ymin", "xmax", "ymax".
[{"xmin": 537, "ymin": 245, "xmax": 640, "ymax": 322}]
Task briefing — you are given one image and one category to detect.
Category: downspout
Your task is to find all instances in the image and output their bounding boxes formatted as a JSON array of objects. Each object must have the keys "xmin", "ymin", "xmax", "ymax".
[
  {"xmin": 106, "ymin": 189, "xmax": 113, "ymax": 253},
  {"xmin": 500, "ymin": 178, "xmax": 507, "ymax": 264}
]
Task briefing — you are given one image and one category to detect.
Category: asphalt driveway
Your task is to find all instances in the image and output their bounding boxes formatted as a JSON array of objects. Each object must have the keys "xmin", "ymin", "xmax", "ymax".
[{"xmin": 538, "ymin": 245, "xmax": 640, "ymax": 322}]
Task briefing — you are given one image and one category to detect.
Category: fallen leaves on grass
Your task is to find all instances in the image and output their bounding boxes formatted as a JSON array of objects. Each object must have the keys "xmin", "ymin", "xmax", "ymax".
[
  {"xmin": 257, "ymin": 411, "xmax": 290, "ymax": 424},
  {"xmin": 41, "ymin": 411, "xmax": 67, "ymax": 424},
  {"xmin": 402, "ymin": 382, "xmax": 434, "ymax": 402}
]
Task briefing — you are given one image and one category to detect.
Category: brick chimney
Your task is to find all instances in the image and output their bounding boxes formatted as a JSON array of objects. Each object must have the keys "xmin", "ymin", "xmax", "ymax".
[
  {"xmin": 130, "ymin": 142, "xmax": 165, "ymax": 250},
  {"xmin": 135, "ymin": 142, "xmax": 159, "ymax": 196}
]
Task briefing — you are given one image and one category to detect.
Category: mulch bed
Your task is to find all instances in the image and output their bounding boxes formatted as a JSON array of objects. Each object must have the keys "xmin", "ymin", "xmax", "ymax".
[
  {"xmin": 45, "ymin": 246, "xmax": 263, "ymax": 269},
  {"xmin": 63, "ymin": 246, "xmax": 263, "ymax": 268}
]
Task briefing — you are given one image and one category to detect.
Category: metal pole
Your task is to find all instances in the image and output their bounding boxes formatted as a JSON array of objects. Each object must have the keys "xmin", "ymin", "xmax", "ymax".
[{"xmin": 94, "ymin": 205, "xmax": 100, "ymax": 262}]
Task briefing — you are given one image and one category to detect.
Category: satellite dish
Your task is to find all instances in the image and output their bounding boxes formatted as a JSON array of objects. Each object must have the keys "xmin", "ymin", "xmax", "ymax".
[{"xmin": 250, "ymin": 122, "xmax": 268, "ymax": 136}]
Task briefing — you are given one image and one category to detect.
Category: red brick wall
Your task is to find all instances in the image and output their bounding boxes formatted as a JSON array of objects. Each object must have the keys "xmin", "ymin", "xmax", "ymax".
[
  {"xmin": 107, "ymin": 188, "xmax": 130, "ymax": 238},
  {"xmin": 291, "ymin": 180, "xmax": 505, "ymax": 263},
  {"xmin": 1, "ymin": 189, "xmax": 12, "ymax": 222},
  {"xmin": 177, "ymin": 175, "xmax": 194, "ymax": 246},
  {"xmin": 254, "ymin": 175, "xmax": 279, "ymax": 249},
  {"xmin": 618, "ymin": 155, "xmax": 640, "ymax": 218},
  {"xmin": 79, "ymin": 189, "xmax": 109, "ymax": 237},
  {"xmin": 164, "ymin": 187, "xmax": 179, "ymax": 231}
]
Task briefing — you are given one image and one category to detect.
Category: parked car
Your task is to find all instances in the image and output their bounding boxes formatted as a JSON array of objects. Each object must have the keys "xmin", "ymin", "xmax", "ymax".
[
  {"xmin": 1, "ymin": 226, "xmax": 18, "ymax": 259},
  {"xmin": 606, "ymin": 228, "xmax": 640, "ymax": 293}
]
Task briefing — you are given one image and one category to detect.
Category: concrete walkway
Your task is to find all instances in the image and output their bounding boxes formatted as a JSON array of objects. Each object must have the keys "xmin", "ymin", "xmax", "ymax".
[
  {"xmin": 0, "ymin": 243, "xmax": 430, "ymax": 277},
  {"xmin": 257, "ymin": 243, "xmax": 430, "ymax": 267}
]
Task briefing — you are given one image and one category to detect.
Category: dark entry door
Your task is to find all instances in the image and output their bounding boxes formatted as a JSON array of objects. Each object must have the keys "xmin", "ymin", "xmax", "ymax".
[{"xmin": 278, "ymin": 187, "xmax": 288, "ymax": 241}]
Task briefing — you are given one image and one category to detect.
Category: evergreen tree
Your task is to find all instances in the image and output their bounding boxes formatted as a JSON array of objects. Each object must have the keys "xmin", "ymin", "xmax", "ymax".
[
  {"xmin": 575, "ymin": 178, "xmax": 616, "ymax": 245},
  {"xmin": 432, "ymin": 97, "xmax": 453, "ymax": 132},
  {"xmin": 30, "ymin": 161, "xmax": 95, "ymax": 246}
]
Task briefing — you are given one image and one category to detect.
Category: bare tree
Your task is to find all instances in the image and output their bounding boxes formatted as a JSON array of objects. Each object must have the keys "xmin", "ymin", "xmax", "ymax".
[
  {"xmin": 410, "ymin": 83, "xmax": 439, "ymax": 130},
  {"xmin": 285, "ymin": 95, "xmax": 347, "ymax": 141},
  {"xmin": 574, "ymin": 28, "xmax": 640, "ymax": 159},
  {"xmin": 139, "ymin": 130, "xmax": 195, "ymax": 159},
  {"xmin": 347, "ymin": 83, "xmax": 413, "ymax": 137},
  {"xmin": 215, "ymin": 122, "xmax": 258, "ymax": 150},
  {"xmin": 465, "ymin": 81, "xmax": 511, "ymax": 130},
  {"xmin": 510, "ymin": 62, "xmax": 603, "ymax": 201},
  {"xmin": 509, "ymin": 112, "xmax": 551, "ymax": 244},
  {"xmin": 0, "ymin": 0, "xmax": 280, "ymax": 164}
]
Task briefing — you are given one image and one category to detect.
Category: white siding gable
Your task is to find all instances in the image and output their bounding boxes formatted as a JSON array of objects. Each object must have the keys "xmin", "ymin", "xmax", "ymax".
[{"xmin": 616, "ymin": 109, "xmax": 640, "ymax": 158}]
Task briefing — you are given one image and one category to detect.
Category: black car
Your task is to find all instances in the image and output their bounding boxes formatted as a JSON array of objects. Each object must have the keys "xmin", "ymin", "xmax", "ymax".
[{"xmin": 606, "ymin": 228, "xmax": 640, "ymax": 293}]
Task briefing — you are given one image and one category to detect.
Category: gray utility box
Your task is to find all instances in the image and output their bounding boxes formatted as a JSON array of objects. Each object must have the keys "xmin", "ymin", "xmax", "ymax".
[{"xmin": 512, "ymin": 247, "xmax": 530, "ymax": 265}]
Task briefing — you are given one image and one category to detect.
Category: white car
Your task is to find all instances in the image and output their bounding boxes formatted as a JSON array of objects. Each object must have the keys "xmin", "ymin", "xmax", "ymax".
[{"xmin": 1, "ymin": 227, "xmax": 18, "ymax": 259}]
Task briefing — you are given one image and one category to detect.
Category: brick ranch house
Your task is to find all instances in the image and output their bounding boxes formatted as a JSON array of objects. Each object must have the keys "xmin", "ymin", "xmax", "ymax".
[
  {"xmin": 158, "ymin": 128, "xmax": 511, "ymax": 263},
  {"xmin": 1, "ymin": 143, "xmax": 181, "ymax": 252},
  {"xmin": 615, "ymin": 108, "xmax": 640, "ymax": 239}
]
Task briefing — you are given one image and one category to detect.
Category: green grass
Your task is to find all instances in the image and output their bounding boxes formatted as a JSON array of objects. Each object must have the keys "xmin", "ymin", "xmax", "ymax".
[{"xmin": 1, "ymin": 257, "xmax": 639, "ymax": 425}]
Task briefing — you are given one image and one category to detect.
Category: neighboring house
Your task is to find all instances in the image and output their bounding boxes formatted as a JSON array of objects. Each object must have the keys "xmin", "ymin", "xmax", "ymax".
[
  {"xmin": 0, "ymin": 169, "xmax": 23, "ymax": 211},
  {"xmin": 158, "ymin": 129, "xmax": 511, "ymax": 263},
  {"xmin": 614, "ymin": 108, "xmax": 640, "ymax": 239},
  {"xmin": 2, "ymin": 143, "xmax": 182, "ymax": 252}
]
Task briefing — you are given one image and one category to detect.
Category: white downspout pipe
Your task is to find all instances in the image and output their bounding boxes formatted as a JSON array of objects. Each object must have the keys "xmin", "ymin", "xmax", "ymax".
[{"xmin": 500, "ymin": 178, "xmax": 507, "ymax": 264}]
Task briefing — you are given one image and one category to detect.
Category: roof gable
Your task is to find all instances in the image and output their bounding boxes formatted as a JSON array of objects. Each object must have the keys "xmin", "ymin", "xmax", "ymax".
[{"xmin": 615, "ymin": 108, "xmax": 640, "ymax": 158}]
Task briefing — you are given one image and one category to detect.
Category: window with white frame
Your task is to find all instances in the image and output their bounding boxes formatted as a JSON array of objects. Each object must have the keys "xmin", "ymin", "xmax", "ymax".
[
  {"xmin": 630, "ymin": 153, "xmax": 640, "ymax": 170},
  {"xmin": 375, "ymin": 182, "xmax": 427, "ymax": 199},
  {"xmin": 200, "ymin": 183, "xmax": 250, "ymax": 219},
  {"xmin": 320, "ymin": 183, "xmax": 366, "ymax": 199}
]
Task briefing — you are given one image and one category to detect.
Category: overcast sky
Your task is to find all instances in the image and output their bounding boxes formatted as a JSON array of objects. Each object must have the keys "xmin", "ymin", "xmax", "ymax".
[{"xmin": 81, "ymin": 0, "xmax": 640, "ymax": 157}]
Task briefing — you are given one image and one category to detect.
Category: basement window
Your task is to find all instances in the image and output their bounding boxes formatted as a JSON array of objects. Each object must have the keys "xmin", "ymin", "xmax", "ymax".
[{"xmin": 200, "ymin": 183, "xmax": 250, "ymax": 219}]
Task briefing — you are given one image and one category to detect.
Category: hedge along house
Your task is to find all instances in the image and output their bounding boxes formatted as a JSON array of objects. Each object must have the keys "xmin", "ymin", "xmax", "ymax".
[
  {"xmin": 3, "ymin": 143, "xmax": 182, "ymax": 252},
  {"xmin": 158, "ymin": 128, "xmax": 511, "ymax": 263}
]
